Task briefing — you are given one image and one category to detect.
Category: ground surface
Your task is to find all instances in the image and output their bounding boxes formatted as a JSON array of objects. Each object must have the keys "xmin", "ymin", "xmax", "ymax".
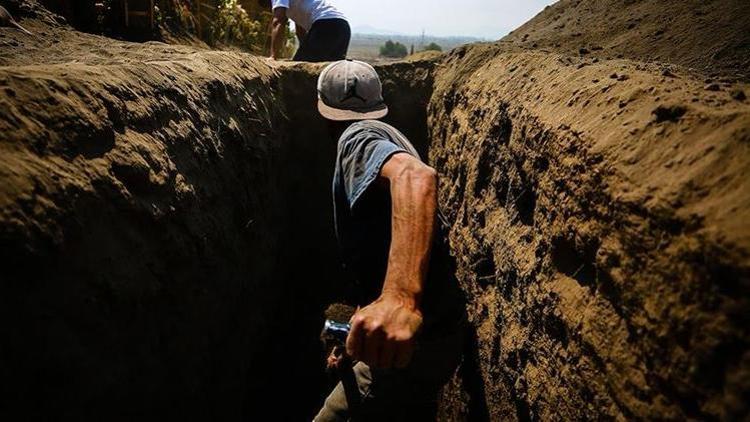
[
  {"xmin": 0, "ymin": 0, "xmax": 749, "ymax": 420},
  {"xmin": 503, "ymin": 0, "xmax": 750, "ymax": 82}
]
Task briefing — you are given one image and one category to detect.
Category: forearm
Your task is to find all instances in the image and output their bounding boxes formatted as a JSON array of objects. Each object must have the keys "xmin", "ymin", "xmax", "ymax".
[
  {"xmin": 270, "ymin": 20, "xmax": 286, "ymax": 58},
  {"xmin": 346, "ymin": 153, "xmax": 435, "ymax": 367},
  {"xmin": 381, "ymin": 160, "xmax": 438, "ymax": 307}
]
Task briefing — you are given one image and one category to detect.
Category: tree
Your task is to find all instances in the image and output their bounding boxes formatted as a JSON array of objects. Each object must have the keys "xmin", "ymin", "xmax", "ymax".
[
  {"xmin": 422, "ymin": 42, "xmax": 442, "ymax": 52},
  {"xmin": 379, "ymin": 40, "xmax": 408, "ymax": 58}
]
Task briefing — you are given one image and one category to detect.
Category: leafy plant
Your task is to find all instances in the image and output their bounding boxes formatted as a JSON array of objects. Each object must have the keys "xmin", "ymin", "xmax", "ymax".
[
  {"xmin": 210, "ymin": 0, "xmax": 266, "ymax": 53},
  {"xmin": 422, "ymin": 42, "xmax": 442, "ymax": 52},
  {"xmin": 149, "ymin": 0, "xmax": 292, "ymax": 56},
  {"xmin": 379, "ymin": 40, "xmax": 408, "ymax": 58},
  {"xmin": 208, "ymin": 0, "xmax": 294, "ymax": 56}
]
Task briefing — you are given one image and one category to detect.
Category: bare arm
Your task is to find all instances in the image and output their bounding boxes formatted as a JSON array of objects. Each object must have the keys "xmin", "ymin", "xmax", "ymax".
[
  {"xmin": 270, "ymin": 8, "xmax": 288, "ymax": 59},
  {"xmin": 346, "ymin": 152, "xmax": 437, "ymax": 369},
  {"xmin": 381, "ymin": 153, "xmax": 436, "ymax": 302}
]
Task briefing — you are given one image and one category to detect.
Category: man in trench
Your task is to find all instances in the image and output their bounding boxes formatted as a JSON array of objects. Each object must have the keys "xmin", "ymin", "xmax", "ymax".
[
  {"xmin": 314, "ymin": 60, "xmax": 466, "ymax": 421},
  {"xmin": 259, "ymin": 0, "xmax": 350, "ymax": 62}
]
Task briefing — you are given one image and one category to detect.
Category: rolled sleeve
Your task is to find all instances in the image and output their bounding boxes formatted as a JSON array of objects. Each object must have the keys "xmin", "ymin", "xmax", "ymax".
[{"xmin": 339, "ymin": 136, "xmax": 407, "ymax": 209}]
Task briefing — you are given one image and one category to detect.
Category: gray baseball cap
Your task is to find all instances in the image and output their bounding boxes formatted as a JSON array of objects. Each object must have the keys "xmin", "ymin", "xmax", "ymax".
[{"xmin": 317, "ymin": 60, "xmax": 389, "ymax": 121}]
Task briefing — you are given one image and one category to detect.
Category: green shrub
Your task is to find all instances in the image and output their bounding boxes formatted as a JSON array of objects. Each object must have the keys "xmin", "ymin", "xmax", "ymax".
[
  {"xmin": 422, "ymin": 42, "xmax": 442, "ymax": 52},
  {"xmin": 379, "ymin": 40, "xmax": 408, "ymax": 58}
]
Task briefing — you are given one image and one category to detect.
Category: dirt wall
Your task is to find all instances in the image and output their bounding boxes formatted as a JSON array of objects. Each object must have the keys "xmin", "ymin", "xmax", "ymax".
[
  {"xmin": 0, "ymin": 45, "xmax": 309, "ymax": 419},
  {"xmin": 430, "ymin": 44, "xmax": 750, "ymax": 420}
]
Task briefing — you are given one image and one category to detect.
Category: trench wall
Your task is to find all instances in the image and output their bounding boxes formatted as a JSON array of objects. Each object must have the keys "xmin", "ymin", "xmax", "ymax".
[
  {"xmin": 0, "ymin": 51, "xmax": 324, "ymax": 420},
  {"xmin": 430, "ymin": 45, "xmax": 750, "ymax": 420}
]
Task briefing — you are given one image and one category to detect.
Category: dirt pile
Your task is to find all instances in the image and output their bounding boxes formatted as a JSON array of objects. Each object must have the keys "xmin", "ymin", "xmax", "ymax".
[{"xmin": 502, "ymin": 0, "xmax": 750, "ymax": 81}]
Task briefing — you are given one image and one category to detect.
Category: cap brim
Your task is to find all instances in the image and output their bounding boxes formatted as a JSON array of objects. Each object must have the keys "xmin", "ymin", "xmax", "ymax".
[{"xmin": 317, "ymin": 100, "xmax": 389, "ymax": 121}]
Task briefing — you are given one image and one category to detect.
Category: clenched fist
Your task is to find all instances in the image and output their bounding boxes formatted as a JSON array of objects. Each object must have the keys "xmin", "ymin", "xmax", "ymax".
[{"xmin": 345, "ymin": 292, "xmax": 423, "ymax": 369}]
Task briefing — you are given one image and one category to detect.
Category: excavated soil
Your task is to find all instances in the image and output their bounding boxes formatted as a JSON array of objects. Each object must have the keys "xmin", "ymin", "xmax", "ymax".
[{"xmin": 1, "ymin": 0, "xmax": 749, "ymax": 420}]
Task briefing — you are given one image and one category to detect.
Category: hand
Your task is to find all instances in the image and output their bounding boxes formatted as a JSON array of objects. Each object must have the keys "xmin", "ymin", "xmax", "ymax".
[
  {"xmin": 326, "ymin": 346, "xmax": 346, "ymax": 371},
  {"xmin": 346, "ymin": 292, "xmax": 423, "ymax": 369}
]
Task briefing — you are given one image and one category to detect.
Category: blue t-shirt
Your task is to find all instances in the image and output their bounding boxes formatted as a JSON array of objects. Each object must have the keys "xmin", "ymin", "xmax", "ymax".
[
  {"xmin": 271, "ymin": 0, "xmax": 346, "ymax": 31},
  {"xmin": 333, "ymin": 120, "xmax": 463, "ymax": 333}
]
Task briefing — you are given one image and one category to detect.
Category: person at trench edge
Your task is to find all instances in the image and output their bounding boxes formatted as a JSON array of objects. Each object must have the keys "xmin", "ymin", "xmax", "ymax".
[
  {"xmin": 258, "ymin": 0, "xmax": 350, "ymax": 62},
  {"xmin": 313, "ymin": 60, "xmax": 466, "ymax": 421}
]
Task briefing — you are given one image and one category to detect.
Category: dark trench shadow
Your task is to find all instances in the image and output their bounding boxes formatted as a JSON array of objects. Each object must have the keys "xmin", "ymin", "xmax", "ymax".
[
  {"xmin": 435, "ymin": 219, "xmax": 490, "ymax": 422},
  {"xmin": 461, "ymin": 324, "xmax": 491, "ymax": 422}
]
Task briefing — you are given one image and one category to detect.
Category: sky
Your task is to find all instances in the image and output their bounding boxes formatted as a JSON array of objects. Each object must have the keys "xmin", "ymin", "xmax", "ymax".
[{"xmin": 332, "ymin": 0, "xmax": 557, "ymax": 39}]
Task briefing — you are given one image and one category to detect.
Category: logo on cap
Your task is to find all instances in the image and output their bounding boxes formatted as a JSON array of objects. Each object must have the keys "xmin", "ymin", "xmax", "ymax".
[{"xmin": 341, "ymin": 78, "xmax": 367, "ymax": 104}]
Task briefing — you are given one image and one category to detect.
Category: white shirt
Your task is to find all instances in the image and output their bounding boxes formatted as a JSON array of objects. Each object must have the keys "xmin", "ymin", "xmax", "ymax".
[{"xmin": 271, "ymin": 0, "xmax": 346, "ymax": 31}]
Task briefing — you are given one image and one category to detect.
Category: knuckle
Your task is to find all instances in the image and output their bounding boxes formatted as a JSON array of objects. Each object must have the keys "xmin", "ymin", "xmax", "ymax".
[
  {"xmin": 396, "ymin": 330, "xmax": 414, "ymax": 342},
  {"xmin": 365, "ymin": 320, "xmax": 383, "ymax": 333}
]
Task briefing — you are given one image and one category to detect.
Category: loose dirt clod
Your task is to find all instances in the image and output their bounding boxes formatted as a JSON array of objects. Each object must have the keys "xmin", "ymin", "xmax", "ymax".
[
  {"xmin": 652, "ymin": 104, "xmax": 688, "ymax": 123},
  {"xmin": 705, "ymin": 82, "xmax": 721, "ymax": 91}
]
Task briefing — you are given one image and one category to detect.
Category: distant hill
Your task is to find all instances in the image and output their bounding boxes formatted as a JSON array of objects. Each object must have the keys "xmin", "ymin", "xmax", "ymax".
[{"xmin": 352, "ymin": 25, "xmax": 404, "ymax": 36}]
